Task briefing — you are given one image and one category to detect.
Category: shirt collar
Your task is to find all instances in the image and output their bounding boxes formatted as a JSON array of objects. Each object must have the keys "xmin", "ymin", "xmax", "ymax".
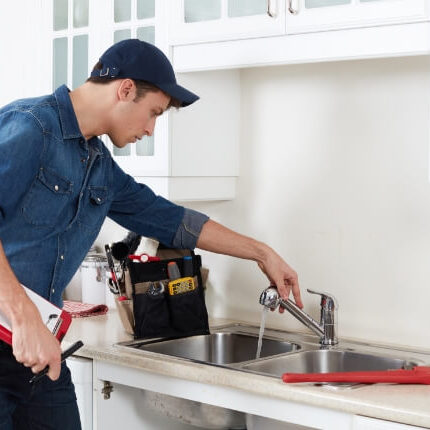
[
  {"xmin": 54, "ymin": 85, "xmax": 103, "ymax": 155},
  {"xmin": 54, "ymin": 85, "xmax": 83, "ymax": 140}
]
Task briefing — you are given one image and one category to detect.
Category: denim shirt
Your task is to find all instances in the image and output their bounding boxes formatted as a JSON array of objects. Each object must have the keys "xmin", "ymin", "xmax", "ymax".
[{"xmin": 0, "ymin": 85, "xmax": 208, "ymax": 306}]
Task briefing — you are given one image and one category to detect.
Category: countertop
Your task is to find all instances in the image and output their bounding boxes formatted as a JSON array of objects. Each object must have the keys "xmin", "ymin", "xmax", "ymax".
[{"xmin": 63, "ymin": 309, "xmax": 430, "ymax": 429}]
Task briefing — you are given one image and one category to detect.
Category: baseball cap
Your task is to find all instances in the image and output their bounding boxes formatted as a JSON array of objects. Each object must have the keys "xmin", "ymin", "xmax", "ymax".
[{"xmin": 90, "ymin": 39, "xmax": 199, "ymax": 107}]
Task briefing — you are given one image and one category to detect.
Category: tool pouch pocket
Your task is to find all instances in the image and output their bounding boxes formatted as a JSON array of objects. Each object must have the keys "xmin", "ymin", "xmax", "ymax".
[{"xmin": 128, "ymin": 250, "xmax": 209, "ymax": 340}]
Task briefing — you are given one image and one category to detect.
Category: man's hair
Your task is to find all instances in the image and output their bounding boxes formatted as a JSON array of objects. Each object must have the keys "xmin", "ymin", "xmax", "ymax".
[{"xmin": 87, "ymin": 61, "xmax": 181, "ymax": 109}]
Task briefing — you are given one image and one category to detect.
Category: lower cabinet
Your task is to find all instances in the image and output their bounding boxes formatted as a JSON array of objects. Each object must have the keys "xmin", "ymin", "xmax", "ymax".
[
  {"xmin": 94, "ymin": 380, "xmax": 199, "ymax": 430},
  {"xmin": 67, "ymin": 356, "xmax": 93, "ymax": 430}
]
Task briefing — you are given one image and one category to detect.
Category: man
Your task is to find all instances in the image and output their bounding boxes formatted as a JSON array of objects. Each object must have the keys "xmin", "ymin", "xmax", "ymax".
[{"xmin": 0, "ymin": 39, "xmax": 302, "ymax": 429}]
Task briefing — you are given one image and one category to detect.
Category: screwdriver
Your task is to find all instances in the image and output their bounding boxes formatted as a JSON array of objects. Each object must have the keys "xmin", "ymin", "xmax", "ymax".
[{"xmin": 29, "ymin": 340, "xmax": 84, "ymax": 384}]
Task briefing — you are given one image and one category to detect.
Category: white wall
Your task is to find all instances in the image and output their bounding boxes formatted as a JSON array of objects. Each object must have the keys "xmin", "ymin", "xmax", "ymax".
[{"xmin": 179, "ymin": 56, "xmax": 430, "ymax": 350}]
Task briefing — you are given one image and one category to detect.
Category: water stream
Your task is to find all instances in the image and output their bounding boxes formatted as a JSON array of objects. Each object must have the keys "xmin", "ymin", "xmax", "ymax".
[{"xmin": 255, "ymin": 306, "xmax": 268, "ymax": 359}]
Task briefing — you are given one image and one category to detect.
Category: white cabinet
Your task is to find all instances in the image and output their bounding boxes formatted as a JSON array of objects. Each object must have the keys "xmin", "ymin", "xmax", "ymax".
[
  {"xmin": 286, "ymin": 0, "xmax": 430, "ymax": 35},
  {"xmin": 67, "ymin": 356, "xmax": 93, "ymax": 430},
  {"xmin": 352, "ymin": 415, "xmax": 427, "ymax": 430},
  {"xmin": 38, "ymin": 0, "xmax": 239, "ymax": 201},
  {"xmin": 171, "ymin": 0, "xmax": 430, "ymax": 71},
  {"xmin": 169, "ymin": 0, "xmax": 430, "ymax": 45},
  {"xmin": 169, "ymin": 0, "xmax": 286, "ymax": 44}
]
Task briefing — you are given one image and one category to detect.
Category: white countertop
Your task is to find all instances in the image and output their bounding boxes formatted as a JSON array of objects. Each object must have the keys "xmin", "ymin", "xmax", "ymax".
[{"xmin": 63, "ymin": 309, "xmax": 430, "ymax": 429}]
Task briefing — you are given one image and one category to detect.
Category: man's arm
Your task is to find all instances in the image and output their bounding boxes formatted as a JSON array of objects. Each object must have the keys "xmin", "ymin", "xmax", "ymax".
[
  {"xmin": 0, "ymin": 241, "xmax": 61, "ymax": 380},
  {"xmin": 196, "ymin": 220, "xmax": 303, "ymax": 308}
]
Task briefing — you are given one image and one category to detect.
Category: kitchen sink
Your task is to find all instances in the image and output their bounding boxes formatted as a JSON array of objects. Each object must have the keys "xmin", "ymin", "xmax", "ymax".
[
  {"xmin": 115, "ymin": 323, "xmax": 429, "ymax": 430},
  {"xmin": 239, "ymin": 349, "xmax": 419, "ymax": 378},
  {"xmin": 123, "ymin": 331, "xmax": 300, "ymax": 364}
]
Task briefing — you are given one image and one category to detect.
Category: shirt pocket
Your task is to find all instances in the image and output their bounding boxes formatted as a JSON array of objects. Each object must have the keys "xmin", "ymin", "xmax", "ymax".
[
  {"xmin": 78, "ymin": 185, "xmax": 109, "ymax": 231},
  {"xmin": 22, "ymin": 166, "xmax": 73, "ymax": 226}
]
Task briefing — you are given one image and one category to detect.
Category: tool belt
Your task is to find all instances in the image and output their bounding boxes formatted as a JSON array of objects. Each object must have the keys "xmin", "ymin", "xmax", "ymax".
[{"xmin": 115, "ymin": 248, "xmax": 209, "ymax": 340}]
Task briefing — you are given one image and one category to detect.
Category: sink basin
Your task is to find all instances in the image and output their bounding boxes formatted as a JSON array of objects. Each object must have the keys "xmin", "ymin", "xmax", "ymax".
[
  {"xmin": 126, "ymin": 332, "xmax": 300, "ymax": 364},
  {"xmin": 240, "ymin": 349, "xmax": 418, "ymax": 378}
]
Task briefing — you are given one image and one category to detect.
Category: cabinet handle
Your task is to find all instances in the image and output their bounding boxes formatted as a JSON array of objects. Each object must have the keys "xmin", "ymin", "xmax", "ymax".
[
  {"xmin": 288, "ymin": 0, "xmax": 299, "ymax": 15},
  {"xmin": 267, "ymin": 0, "xmax": 277, "ymax": 17}
]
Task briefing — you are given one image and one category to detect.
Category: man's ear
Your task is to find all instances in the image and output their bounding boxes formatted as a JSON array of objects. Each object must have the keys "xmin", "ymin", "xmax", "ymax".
[{"xmin": 117, "ymin": 79, "xmax": 136, "ymax": 101}]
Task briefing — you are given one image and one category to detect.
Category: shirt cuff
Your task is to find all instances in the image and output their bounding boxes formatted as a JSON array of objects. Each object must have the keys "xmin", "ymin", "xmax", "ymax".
[{"xmin": 172, "ymin": 208, "xmax": 209, "ymax": 249}]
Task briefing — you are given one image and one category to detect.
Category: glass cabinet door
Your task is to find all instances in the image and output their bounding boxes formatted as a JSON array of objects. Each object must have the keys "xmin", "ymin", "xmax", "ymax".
[
  {"xmin": 169, "ymin": 0, "xmax": 286, "ymax": 44},
  {"xmin": 52, "ymin": 0, "xmax": 89, "ymax": 89},
  {"xmin": 286, "ymin": 0, "xmax": 429, "ymax": 34},
  {"xmin": 105, "ymin": 0, "xmax": 169, "ymax": 177}
]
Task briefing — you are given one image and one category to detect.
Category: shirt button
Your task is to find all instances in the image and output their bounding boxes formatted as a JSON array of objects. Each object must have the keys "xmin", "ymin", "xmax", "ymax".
[
  {"xmin": 52, "ymin": 289, "xmax": 55, "ymax": 293},
  {"xmin": 54, "ymin": 185, "xmax": 59, "ymax": 191},
  {"xmin": 81, "ymin": 158, "xmax": 86, "ymax": 163},
  {"xmin": 60, "ymin": 255, "xmax": 64, "ymax": 260},
  {"xmin": 97, "ymin": 198, "xmax": 101, "ymax": 203}
]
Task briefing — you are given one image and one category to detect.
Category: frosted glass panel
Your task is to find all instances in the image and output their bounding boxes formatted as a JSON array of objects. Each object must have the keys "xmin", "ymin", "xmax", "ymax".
[
  {"xmin": 137, "ymin": 26, "xmax": 155, "ymax": 44},
  {"xmin": 54, "ymin": 0, "xmax": 68, "ymax": 30},
  {"xmin": 73, "ymin": 0, "xmax": 89, "ymax": 28},
  {"xmin": 72, "ymin": 35, "xmax": 88, "ymax": 89},
  {"xmin": 114, "ymin": 29, "xmax": 131, "ymax": 43},
  {"xmin": 136, "ymin": 136, "xmax": 154, "ymax": 156},
  {"xmin": 115, "ymin": 0, "xmax": 131, "ymax": 22},
  {"xmin": 305, "ymin": 0, "xmax": 350, "ymax": 8},
  {"xmin": 184, "ymin": 0, "xmax": 221, "ymax": 23},
  {"xmin": 137, "ymin": 0, "xmax": 155, "ymax": 19},
  {"xmin": 228, "ymin": 0, "xmax": 266, "ymax": 17},
  {"xmin": 53, "ymin": 37, "xmax": 67, "ymax": 89},
  {"xmin": 113, "ymin": 146, "xmax": 131, "ymax": 156}
]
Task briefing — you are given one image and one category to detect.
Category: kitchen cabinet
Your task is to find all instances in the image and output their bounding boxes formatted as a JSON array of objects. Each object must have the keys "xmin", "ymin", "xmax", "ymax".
[
  {"xmin": 169, "ymin": 0, "xmax": 286, "ymax": 45},
  {"xmin": 286, "ymin": 0, "xmax": 429, "ymax": 35},
  {"xmin": 169, "ymin": 0, "xmax": 429, "ymax": 44},
  {"xmin": 352, "ymin": 415, "xmax": 427, "ymax": 430},
  {"xmin": 36, "ymin": 0, "xmax": 239, "ymax": 201},
  {"xmin": 171, "ymin": 1, "xmax": 430, "ymax": 71}
]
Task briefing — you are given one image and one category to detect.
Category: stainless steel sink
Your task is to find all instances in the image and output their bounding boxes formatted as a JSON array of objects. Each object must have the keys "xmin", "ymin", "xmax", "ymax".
[
  {"xmin": 115, "ymin": 323, "xmax": 429, "ymax": 429},
  {"xmin": 125, "ymin": 332, "xmax": 300, "ymax": 364},
  {"xmin": 239, "ymin": 349, "xmax": 419, "ymax": 378}
]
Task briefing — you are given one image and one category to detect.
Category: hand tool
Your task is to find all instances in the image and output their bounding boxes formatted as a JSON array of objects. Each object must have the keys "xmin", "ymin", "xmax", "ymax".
[
  {"xmin": 29, "ymin": 340, "xmax": 84, "ymax": 384},
  {"xmin": 282, "ymin": 366, "xmax": 430, "ymax": 385}
]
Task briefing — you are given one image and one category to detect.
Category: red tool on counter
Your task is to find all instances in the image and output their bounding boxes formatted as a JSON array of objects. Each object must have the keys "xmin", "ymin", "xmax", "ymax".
[{"xmin": 282, "ymin": 366, "xmax": 430, "ymax": 385}]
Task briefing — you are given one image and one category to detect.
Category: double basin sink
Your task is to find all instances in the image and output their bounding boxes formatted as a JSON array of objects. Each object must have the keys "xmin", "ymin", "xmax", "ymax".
[{"xmin": 115, "ymin": 324, "xmax": 428, "ymax": 429}]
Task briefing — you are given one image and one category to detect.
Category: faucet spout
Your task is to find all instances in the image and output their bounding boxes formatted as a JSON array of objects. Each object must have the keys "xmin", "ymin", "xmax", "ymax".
[{"xmin": 259, "ymin": 287, "xmax": 338, "ymax": 346}]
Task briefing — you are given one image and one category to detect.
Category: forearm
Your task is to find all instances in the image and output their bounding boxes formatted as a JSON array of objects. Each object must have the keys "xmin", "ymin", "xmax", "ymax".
[{"xmin": 196, "ymin": 219, "xmax": 270, "ymax": 264}]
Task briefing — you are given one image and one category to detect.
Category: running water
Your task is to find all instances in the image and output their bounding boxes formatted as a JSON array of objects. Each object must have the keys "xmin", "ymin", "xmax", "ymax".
[{"xmin": 255, "ymin": 306, "xmax": 268, "ymax": 359}]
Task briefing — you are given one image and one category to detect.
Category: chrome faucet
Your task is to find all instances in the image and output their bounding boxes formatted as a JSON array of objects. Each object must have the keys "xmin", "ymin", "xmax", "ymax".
[{"xmin": 259, "ymin": 287, "xmax": 338, "ymax": 346}]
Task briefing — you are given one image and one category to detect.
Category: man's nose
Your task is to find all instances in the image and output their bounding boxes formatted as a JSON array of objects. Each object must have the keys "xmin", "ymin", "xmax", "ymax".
[{"xmin": 144, "ymin": 118, "xmax": 156, "ymax": 137}]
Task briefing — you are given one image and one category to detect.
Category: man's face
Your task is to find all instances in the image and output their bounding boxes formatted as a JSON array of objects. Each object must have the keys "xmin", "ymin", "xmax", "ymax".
[{"xmin": 109, "ymin": 84, "xmax": 170, "ymax": 148}]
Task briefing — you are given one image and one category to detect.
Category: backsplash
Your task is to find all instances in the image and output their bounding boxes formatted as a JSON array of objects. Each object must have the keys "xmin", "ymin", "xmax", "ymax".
[{"xmin": 98, "ymin": 56, "xmax": 430, "ymax": 350}]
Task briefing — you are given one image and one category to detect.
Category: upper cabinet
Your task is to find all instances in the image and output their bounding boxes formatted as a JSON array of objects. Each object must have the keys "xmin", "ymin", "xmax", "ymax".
[
  {"xmin": 170, "ymin": 0, "xmax": 430, "ymax": 71},
  {"xmin": 39, "ymin": 0, "xmax": 240, "ymax": 201},
  {"xmin": 286, "ymin": 0, "xmax": 429, "ymax": 34},
  {"xmin": 169, "ymin": 0, "xmax": 286, "ymax": 44}
]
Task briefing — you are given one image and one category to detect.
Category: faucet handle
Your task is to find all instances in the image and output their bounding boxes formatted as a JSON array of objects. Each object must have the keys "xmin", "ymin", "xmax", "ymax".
[{"xmin": 306, "ymin": 289, "xmax": 338, "ymax": 309}]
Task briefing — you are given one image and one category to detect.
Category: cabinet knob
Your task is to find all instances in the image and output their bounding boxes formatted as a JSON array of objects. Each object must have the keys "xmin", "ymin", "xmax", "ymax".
[{"xmin": 288, "ymin": 0, "xmax": 299, "ymax": 15}]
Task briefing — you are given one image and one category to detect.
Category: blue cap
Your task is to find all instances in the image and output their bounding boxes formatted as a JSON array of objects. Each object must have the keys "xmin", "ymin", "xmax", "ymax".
[{"xmin": 90, "ymin": 39, "xmax": 199, "ymax": 107}]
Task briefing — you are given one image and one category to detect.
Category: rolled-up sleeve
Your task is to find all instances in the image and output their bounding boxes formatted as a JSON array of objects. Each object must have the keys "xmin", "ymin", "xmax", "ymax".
[
  {"xmin": 108, "ymin": 160, "xmax": 209, "ymax": 249},
  {"xmin": 172, "ymin": 208, "xmax": 209, "ymax": 249}
]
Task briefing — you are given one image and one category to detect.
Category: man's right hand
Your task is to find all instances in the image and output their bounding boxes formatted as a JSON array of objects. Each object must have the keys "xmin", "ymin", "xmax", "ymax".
[{"xmin": 11, "ymin": 301, "xmax": 61, "ymax": 381}]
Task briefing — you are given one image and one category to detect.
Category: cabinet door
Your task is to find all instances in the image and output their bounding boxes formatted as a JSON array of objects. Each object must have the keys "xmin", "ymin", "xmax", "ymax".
[
  {"xmin": 286, "ymin": 0, "xmax": 430, "ymax": 34},
  {"xmin": 353, "ymin": 415, "xmax": 426, "ymax": 430},
  {"xmin": 101, "ymin": 0, "xmax": 170, "ymax": 177},
  {"xmin": 169, "ymin": 0, "xmax": 286, "ymax": 45},
  {"xmin": 46, "ymin": 0, "xmax": 169, "ymax": 177}
]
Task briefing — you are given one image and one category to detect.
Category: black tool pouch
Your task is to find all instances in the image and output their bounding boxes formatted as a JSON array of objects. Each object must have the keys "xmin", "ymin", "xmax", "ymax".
[{"xmin": 128, "ymin": 250, "xmax": 210, "ymax": 340}]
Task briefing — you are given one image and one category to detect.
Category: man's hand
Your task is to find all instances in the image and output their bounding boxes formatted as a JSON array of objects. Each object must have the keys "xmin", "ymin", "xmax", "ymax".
[
  {"xmin": 12, "ymin": 302, "xmax": 61, "ymax": 381},
  {"xmin": 257, "ymin": 247, "xmax": 303, "ymax": 312}
]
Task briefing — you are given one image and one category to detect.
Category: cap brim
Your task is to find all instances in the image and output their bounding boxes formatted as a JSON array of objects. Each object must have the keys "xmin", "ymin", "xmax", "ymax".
[{"xmin": 156, "ymin": 83, "xmax": 199, "ymax": 107}]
